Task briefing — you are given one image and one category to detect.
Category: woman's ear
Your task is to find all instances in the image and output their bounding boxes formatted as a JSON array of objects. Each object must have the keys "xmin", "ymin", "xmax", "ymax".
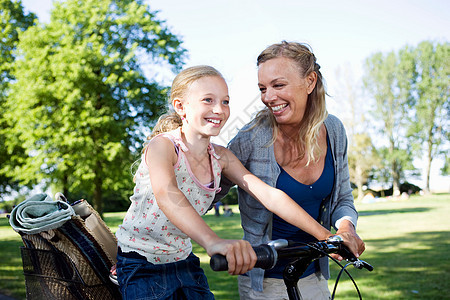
[
  {"xmin": 306, "ymin": 72, "xmax": 318, "ymax": 94},
  {"xmin": 172, "ymin": 98, "xmax": 185, "ymax": 118}
]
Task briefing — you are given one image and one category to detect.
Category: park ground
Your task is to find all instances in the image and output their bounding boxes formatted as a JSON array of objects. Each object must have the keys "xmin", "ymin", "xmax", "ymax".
[{"xmin": 0, "ymin": 193, "xmax": 449, "ymax": 299}]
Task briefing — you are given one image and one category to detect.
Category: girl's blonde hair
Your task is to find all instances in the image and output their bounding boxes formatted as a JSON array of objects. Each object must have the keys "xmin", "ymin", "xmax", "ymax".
[
  {"xmin": 146, "ymin": 65, "xmax": 224, "ymax": 142},
  {"xmin": 254, "ymin": 41, "xmax": 328, "ymax": 166}
]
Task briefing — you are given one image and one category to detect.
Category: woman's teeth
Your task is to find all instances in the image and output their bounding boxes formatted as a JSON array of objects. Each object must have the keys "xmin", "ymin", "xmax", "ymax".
[
  {"xmin": 272, "ymin": 104, "xmax": 287, "ymax": 112},
  {"xmin": 207, "ymin": 119, "xmax": 220, "ymax": 124}
]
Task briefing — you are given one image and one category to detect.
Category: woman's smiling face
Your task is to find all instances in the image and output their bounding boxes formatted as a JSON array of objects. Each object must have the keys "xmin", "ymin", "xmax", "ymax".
[{"xmin": 258, "ymin": 57, "xmax": 316, "ymax": 127}]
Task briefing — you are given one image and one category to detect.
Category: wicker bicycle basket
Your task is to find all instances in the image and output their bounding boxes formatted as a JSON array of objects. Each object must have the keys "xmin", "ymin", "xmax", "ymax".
[{"xmin": 14, "ymin": 196, "xmax": 121, "ymax": 300}]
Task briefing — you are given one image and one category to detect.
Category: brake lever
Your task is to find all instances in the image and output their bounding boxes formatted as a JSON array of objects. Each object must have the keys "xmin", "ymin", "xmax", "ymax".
[
  {"xmin": 326, "ymin": 236, "xmax": 373, "ymax": 271},
  {"xmin": 326, "ymin": 235, "xmax": 357, "ymax": 261},
  {"xmin": 352, "ymin": 259, "xmax": 374, "ymax": 271}
]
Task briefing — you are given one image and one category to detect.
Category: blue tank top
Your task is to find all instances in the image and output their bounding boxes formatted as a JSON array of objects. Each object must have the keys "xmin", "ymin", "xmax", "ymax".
[{"xmin": 265, "ymin": 136, "xmax": 335, "ymax": 279}]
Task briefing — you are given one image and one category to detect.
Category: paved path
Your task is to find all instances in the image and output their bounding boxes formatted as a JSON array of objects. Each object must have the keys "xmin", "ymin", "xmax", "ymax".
[{"xmin": 0, "ymin": 294, "xmax": 16, "ymax": 300}]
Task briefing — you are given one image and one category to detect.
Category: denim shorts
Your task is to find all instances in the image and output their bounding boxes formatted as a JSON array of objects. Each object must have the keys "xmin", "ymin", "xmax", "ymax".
[{"xmin": 116, "ymin": 249, "xmax": 215, "ymax": 300}]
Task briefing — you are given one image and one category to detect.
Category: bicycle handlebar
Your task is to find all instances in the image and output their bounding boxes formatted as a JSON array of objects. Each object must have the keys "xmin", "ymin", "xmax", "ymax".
[
  {"xmin": 210, "ymin": 244, "xmax": 278, "ymax": 271},
  {"xmin": 210, "ymin": 237, "xmax": 373, "ymax": 272}
]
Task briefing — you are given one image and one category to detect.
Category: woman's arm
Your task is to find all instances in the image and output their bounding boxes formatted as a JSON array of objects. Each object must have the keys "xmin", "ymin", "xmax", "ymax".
[
  {"xmin": 218, "ymin": 146, "xmax": 332, "ymax": 241},
  {"xmin": 327, "ymin": 117, "xmax": 365, "ymax": 257},
  {"xmin": 147, "ymin": 137, "xmax": 256, "ymax": 274}
]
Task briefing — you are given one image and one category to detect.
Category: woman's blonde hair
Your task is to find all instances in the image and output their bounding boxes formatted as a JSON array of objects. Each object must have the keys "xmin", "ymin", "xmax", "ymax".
[
  {"xmin": 255, "ymin": 41, "xmax": 328, "ymax": 166},
  {"xmin": 145, "ymin": 65, "xmax": 224, "ymax": 143}
]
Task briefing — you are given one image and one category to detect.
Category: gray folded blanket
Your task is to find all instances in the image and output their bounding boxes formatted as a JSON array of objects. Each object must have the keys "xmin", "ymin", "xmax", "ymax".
[{"xmin": 9, "ymin": 193, "xmax": 75, "ymax": 234}]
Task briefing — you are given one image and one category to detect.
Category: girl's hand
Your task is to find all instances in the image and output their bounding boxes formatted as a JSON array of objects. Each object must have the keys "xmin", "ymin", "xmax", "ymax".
[
  {"xmin": 110, "ymin": 264, "xmax": 117, "ymax": 276},
  {"xmin": 206, "ymin": 239, "xmax": 257, "ymax": 275}
]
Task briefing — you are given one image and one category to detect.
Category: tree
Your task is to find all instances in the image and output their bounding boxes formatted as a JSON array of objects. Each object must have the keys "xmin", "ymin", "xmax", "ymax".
[
  {"xmin": 363, "ymin": 48, "xmax": 416, "ymax": 196},
  {"xmin": 348, "ymin": 133, "xmax": 380, "ymax": 200},
  {"xmin": 407, "ymin": 41, "xmax": 450, "ymax": 193},
  {"xmin": 442, "ymin": 154, "xmax": 450, "ymax": 176},
  {"xmin": 0, "ymin": 0, "xmax": 36, "ymax": 195},
  {"xmin": 335, "ymin": 64, "xmax": 379, "ymax": 200},
  {"xmin": 3, "ymin": 0, "xmax": 186, "ymax": 212}
]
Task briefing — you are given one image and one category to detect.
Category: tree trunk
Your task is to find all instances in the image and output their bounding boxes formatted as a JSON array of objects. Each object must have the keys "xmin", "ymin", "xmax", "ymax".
[
  {"xmin": 389, "ymin": 137, "xmax": 401, "ymax": 197},
  {"xmin": 392, "ymin": 160, "xmax": 401, "ymax": 196},
  {"xmin": 93, "ymin": 161, "xmax": 103, "ymax": 216},
  {"xmin": 63, "ymin": 172, "xmax": 69, "ymax": 199},
  {"xmin": 356, "ymin": 165, "xmax": 364, "ymax": 201},
  {"xmin": 424, "ymin": 136, "xmax": 433, "ymax": 194}
]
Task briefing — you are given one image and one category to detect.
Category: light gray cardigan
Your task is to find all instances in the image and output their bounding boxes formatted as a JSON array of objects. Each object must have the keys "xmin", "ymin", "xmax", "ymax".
[{"xmin": 216, "ymin": 114, "xmax": 358, "ymax": 292}]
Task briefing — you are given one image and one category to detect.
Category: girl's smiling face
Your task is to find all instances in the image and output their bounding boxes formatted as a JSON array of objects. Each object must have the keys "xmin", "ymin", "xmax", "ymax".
[{"xmin": 180, "ymin": 76, "xmax": 230, "ymax": 137}]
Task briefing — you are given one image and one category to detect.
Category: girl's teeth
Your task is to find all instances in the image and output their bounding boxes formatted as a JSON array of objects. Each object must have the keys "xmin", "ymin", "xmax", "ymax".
[{"xmin": 207, "ymin": 119, "xmax": 220, "ymax": 124}]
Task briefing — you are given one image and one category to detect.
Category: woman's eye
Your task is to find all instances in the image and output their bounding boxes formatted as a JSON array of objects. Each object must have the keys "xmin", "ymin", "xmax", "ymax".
[
  {"xmin": 259, "ymin": 87, "xmax": 266, "ymax": 93},
  {"xmin": 274, "ymin": 84, "xmax": 284, "ymax": 88},
  {"xmin": 203, "ymin": 98, "xmax": 213, "ymax": 103},
  {"xmin": 222, "ymin": 100, "xmax": 230, "ymax": 105}
]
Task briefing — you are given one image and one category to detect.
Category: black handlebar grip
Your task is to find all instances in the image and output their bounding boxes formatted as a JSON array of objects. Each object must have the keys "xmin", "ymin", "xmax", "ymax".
[
  {"xmin": 359, "ymin": 260, "xmax": 374, "ymax": 272},
  {"xmin": 210, "ymin": 244, "xmax": 276, "ymax": 271},
  {"xmin": 337, "ymin": 245, "xmax": 358, "ymax": 262},
  {"xmin": 253, "ymin": 244, "xmax": 277, "ymax": 270},
  {"xmin": 210, "ymin": 254, "xmax": 228, "ymax": 271}
]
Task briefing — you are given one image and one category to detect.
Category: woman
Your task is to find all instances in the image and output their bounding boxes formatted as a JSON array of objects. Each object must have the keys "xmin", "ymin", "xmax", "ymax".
[{"xmin": 216, "ymin": 41, "xmax": 365, "ymax": 299}]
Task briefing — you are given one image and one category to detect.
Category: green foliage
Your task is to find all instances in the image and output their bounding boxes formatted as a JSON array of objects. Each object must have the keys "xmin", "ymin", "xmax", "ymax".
[
  {"xmin": 0, "ymin": 0, "xmax": 36, "ymax": 92},
  {"xmin": 334, "ymin": 64, "xmax": 381, "ymax": 200},
  {"xmin": 221, "ymin": 185, "xmax": 238, "ymax": 205},
  {"xmin": 348, "ymin": 133, "xmax": 380, "ymax": 200},
  {"xmin": 0, "ymin": 196, "xmax": 24, "ymax": 213},
  {"xmin": 362, "ymin": 42, "xmax": 447, "ymax": 195},
  {"xmin": 406, "ymin": 41, "xmax": 450, "ymax": 191},
  {"xmin": 364, "ymin": 50, "xmax": 407, "ymax": 194},
  {"xmin": 2, "ymin": 0, "xmax": 186, "ymax": 212},
  {"xmin": 0, "ymin": 0, "xmax": 36, "ymax": 196},
  {"xmin": 441, "ymin": 155, "xmax": 450, "ymax": 176},
  {"xmin": 363, "ymin": 41, "xmax": 449, "ymax": 194}
]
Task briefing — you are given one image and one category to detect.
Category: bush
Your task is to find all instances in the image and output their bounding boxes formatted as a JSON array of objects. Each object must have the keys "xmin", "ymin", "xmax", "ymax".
[
  {"xmin": 364, "ymin": 181, "xmax": 422, "ymax": 197},
  {"xmin": 221, "ymin": 185, "xmax": 238, "ymax": 205}
]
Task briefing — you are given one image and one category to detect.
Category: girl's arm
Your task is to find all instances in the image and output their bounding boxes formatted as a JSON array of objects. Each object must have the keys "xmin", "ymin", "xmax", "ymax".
[
  {"xmin": 146, "ymin": 137, "xmax": 256, "ymax": 274},
  {"xmin": 218, "ymin": 146, "xmax": 333, "ymax": 241}
]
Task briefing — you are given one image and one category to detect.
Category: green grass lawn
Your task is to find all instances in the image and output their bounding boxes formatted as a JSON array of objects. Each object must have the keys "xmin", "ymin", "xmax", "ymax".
[{"xmin": 1, "ymin": 193, "xmax": 449, "ymax": 299}]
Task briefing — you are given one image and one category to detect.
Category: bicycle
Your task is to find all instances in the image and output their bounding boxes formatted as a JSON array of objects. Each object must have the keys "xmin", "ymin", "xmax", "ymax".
[{"xmin": 210, "ymin": 235, "xmax": 373, "ymax": 300}]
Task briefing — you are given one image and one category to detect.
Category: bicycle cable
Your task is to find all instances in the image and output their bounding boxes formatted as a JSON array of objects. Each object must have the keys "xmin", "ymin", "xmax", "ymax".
[
  {"xmin": 307, "ymin": 244, "xmax": 362, "ymax": 300},
  {"xmin": 331, "ymin": 261, "xmax": 361, "ymax": 300}
]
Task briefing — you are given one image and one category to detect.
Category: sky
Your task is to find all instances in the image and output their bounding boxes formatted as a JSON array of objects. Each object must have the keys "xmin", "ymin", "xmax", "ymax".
[{"xmin": 20, "ymin": 0, "xmax": 450, "ymax": 191}]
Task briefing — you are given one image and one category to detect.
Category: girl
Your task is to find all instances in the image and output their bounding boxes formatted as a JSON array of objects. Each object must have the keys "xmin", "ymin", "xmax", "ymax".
[{"xmin": 115, "ymin": 65, "xmax": 333, "ymax": 299}]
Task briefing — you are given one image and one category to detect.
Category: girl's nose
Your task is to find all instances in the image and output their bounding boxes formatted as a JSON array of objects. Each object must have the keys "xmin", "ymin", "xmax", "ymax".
[{"xmin": 212, "ymin": 103, "xmax": 225, "ymax": 114}]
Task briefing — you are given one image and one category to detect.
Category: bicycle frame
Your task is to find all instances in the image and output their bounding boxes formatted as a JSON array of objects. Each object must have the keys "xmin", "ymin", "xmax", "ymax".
[
  {"xmin": 281, "ymin": 241, "xmax": 338, "ymax": 299},
  {"xmin": 268, "ymin": 238, "xmax": 341, "ymax": 300}
]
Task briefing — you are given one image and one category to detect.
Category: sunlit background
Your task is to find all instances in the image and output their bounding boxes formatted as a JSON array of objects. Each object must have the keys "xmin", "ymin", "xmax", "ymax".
[{"xmin": 20, "ymin": 0, "xmax": 450, "ymax": 192}]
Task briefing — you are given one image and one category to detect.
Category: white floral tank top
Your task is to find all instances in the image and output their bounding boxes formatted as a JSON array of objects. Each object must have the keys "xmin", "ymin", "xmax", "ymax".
[{"xmin": 116, "ymin": 128, "xmax": 222, "ymax": 264}]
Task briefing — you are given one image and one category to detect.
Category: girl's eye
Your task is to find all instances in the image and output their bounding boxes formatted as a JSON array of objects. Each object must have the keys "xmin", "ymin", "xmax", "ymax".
[
  {"xmin": 222, "ymin": 100, "xmax": 230, "ymax": 105},
  {"xmin": 203, "ymin": 98, "xmax": 213, "ymax": 103},
  {"xmin": 259, "ymin": 87, "xmax": 266, "ymax": 93},
  {"xmin": 274, "ymin": 83, "xmax": 285, "ymax": 88}
]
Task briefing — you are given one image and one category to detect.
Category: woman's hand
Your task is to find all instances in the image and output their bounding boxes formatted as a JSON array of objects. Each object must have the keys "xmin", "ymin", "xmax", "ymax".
[
  {"xmin": 333, "ymin": 220, "xmax": 365, "ymax": 261},
  {"xmin": 206, "ymin": 239, "xmax": 257, "ymax": 275}
]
